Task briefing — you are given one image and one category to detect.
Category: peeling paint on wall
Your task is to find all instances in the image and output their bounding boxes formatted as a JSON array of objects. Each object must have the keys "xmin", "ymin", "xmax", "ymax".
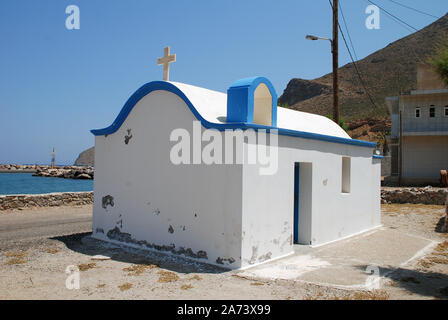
[
  {"xmin": 124, "ymin": 129, "xmax": 133, "ymax": 144},
  {"xmin": 281, "ymin": 235, "xmax": 292, "ymax": 249},
  {"xmin": 102, "ymin": 195, "xmax": 114, "ymax": 209},
  {"xmin": 216, "ymin": 257, "xmax": 236, "ymax": 265},
  {"xmin": 168, "ymin": 225, "xmax": 174, "ymax": 233},
  {"xmin": 248, "ymin": 246, "xmax": 258, "ymax": 264},
  {"xmin": 258, "ymin": 252, "xmax": 272, "ymax": 262},
  {"xmin": 106, "ymin": 227, "xmax": 208, "ymax": 260}
]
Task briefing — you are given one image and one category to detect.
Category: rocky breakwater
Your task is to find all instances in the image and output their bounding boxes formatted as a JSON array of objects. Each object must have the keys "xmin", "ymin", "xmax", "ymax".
[
  {"xmin": 381, "ymin": 186, "xmax": 448, "ymax": 205},
  {"xmin": 33, "ymin": 166, "xmax": 94, "ymax": 180},
  {"xmin": 0, "ymin": 164, "xmax": 39, "ymax": 172}
]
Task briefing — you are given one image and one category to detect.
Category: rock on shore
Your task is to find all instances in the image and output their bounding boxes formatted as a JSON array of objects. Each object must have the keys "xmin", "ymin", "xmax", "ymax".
[
  {"xmin": 0, "ymin": 164, "xmax": 39, "ymax": 172},
  {"xmin": 32, "ymin": 166, "xmax": 94, "ymax": 180},
  {"xmin": 381, "ymin": 186, "xmax": 448, "ymax": 205}
]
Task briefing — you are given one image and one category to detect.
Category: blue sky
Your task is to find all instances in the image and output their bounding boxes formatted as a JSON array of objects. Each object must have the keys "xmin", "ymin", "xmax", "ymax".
[{"xmin": 1, "ymin": 0, "xmax": 447, "ymax": 165}]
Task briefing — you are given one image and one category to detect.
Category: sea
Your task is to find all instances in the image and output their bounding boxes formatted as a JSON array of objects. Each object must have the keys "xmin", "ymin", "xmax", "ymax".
[{"xmin": 0, "ymin": 173, "xmax": 93, "ymax": 195}]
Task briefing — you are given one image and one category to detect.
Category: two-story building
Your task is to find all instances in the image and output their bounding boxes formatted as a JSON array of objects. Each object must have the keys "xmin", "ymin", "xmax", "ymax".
[{"xmin": 386, "ymin": 64, "xmax": 448, "ymax": 185}]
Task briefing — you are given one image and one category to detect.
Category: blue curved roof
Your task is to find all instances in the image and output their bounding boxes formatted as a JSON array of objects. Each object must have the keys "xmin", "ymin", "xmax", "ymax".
[
  {"xmin": 90, "ymin": 81, "xmax": 376, "ymax": 149},
  {"xmin": 229, "ymin": 76, "xmax": 275, "ymax": 90}
]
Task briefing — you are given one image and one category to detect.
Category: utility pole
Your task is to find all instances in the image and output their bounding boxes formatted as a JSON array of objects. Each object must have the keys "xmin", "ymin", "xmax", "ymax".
[
  {"xmin": 305, "ymin": 0, "xmax": 340, "ymax": 124},
  {"xmin": 399, "ymin": 110, "xmax": 403, "ymax": 186},
  {"xmin": 332, "ymin": 0, "xmax": 340, "ymax": 125}
]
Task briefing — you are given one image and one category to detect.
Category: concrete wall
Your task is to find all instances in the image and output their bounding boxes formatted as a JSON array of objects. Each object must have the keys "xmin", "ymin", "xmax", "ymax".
[
  {"xmin": 381, "ymin": 155, "xmax": 391, "ymax": 177},
  {"xmin": 416, "ymin": 64, "xmax": 447, "ymax": 91},
  {"xmin": 93, "ymin": 90, "xmax": 243, "ymax": 269},
  {"xmin": 402, "ymin": 135, "xmax": 448, "ymax": 181},
  {"xmin": 400, "ymin": 94, "xmax": 448, "ymax": 134},
  {"xmin": 0, "ymin": 192, "xmax": 93, "ymax": 210}
]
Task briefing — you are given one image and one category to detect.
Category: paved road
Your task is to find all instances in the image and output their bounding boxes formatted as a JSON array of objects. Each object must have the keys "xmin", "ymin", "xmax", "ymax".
[{"xmin": 0, "ymin": 206, "xmax": 92, "ymax": 242}]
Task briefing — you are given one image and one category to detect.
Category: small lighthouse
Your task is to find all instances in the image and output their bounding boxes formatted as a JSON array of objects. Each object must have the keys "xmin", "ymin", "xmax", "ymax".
[{"xmin": 51, "ymin": 148, "xmax": 56, "ymax": 169}]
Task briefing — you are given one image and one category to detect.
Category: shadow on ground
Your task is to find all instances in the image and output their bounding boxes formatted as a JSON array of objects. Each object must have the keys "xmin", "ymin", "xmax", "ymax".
[
  {"xmin": 51, "ymin": 232, "xmax": 229, "ymax": 275},
  {"xmin": 435, "ymin": 216, "xmax": 447, "ymax": 234},
  {"xmin": 356, "ymin": 264, "xmax": 448, "ymax": 299}
]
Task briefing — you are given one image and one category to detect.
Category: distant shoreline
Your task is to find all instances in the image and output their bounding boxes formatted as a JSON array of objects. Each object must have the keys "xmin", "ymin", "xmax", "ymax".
[
  {"xmin": 0, "ymin": 170, "xmax": 36, "ymax": 173},
  {"xmin": 0, "ymin": 165, "xmax": 94, "ymax": 180}
]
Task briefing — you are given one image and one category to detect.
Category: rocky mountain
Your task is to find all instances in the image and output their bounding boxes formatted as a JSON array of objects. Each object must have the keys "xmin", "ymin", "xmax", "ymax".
[
  {"xmin": 280, "ymin": 13, "xmax": 448, "ymax": 120},
  {"xmin": 74, "ymin": 147, "xmax": 94, "ymax": 166}
]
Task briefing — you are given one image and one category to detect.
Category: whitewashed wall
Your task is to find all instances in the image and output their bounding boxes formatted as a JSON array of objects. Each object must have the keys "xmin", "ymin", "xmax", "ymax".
[
  {"xmin": 240, "ymin": 135, "xmax": 381, "ymax": 268},
  {"xmin": 93, "ymin": 90, "xmax": 244, "ymax": 268},
  {"xmin": 93, "ymin": 89, "xmax": 381, "ymax": 270}
]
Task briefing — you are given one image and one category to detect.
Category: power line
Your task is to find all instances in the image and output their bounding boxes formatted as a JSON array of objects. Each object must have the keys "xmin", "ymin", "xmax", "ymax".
[
  {"xmin": 339, "ymin": 25, "xmax": 380, "ymax": 109},
  {"xmin": 386, "ymin": 0, "xmax": 439, "ymax": 19},
  {"xmin": 339, "ymin": 0, "xmax": 358, "ymax": 61},
  {"xmin": 365, "ymin": 0, "xmax": 424, "ymax": 62},
  {"xmin": 329, "ymin": 0, "xmax": 380, "ymax": 109},
  {"xmin": 366, "ymin": 0, "xmax": 418, "ymax": 32}
]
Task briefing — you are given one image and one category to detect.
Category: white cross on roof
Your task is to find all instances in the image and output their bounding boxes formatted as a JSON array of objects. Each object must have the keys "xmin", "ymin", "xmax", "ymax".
[{"xmin": 157, "ymin": 46, "xmax": 176, "ymax": 81}]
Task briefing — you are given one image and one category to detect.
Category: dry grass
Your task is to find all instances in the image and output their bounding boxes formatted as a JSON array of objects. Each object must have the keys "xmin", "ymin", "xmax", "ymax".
[
  {"xmin": 118, "ymin": 283, "xmax": 132, "ymax": 291},
  {"xmin": 180, "ymin": 284, "xmax": 194, "ymax": 290},
  {"xmin": 382, "ymin": 204, "xmax": 445, "ymax": 215},
  {"xmin": 188, "ymin": 275, "xmax": 202, "ymax": 281},
  {"xmin": 123, "ymin": 264, "xmax": 157, "ymax": 276},
  {"xmin": 250, "ymin": 282, "xmax": 265, "ymax": 286},
  {"xmin": 45, "ymin": 248, "xmax": 60, "ymax": 254},
  {"xmin": 418, "ymin": 259, "xmax": 434, "ymax": 268},
  {"xmin": 427, "ymin": 256, "xmax": 448, "ymax": 264},
  {"xmin": 419, "ymin": 241, "xmax": 448, "ymax": 268},
  {"xmin": 96, "ymin": 283, "xmax": 106, "ymax": 289},
  {"xmin": 4, "ymin": 251, "xmax": 27, "ymax": 258},
  {"xmin": 434, "ymin": 241, "xmax": 448, "ymax": 252},
  {"xmin": 4, "ymin": 251, "xmax": 28, "ymax": 265},
  {"xmin": 350, "ymin": 290, "xmax": 390, "ymax": 300},
  {"xmin": 305, "ymin": 289, "xmax": 389, "ymax": 300},
  {"xmin": 157, "ymin": 270, "xmax": 180, "ymax": 283},
  {"xmin": 5, "ymin": 258, "xmax": 27, "ymax": 265},
  {"xmin": 78, "ymin": 263, "xmax": 97, "ymax": 271}
]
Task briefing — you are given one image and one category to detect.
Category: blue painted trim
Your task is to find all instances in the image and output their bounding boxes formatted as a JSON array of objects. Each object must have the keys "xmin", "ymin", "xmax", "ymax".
[
  {"xmin": 227, "ymin": 77, "xmax": 278, "ymax": 127},
  {"xmin": 293, "ymin": 163, "xmax": 300, "ymax": 244},
  {"xmin": 372, "ymin": 155, "xmax": 384, "ymax": 159},
  {"xmin": 90, "ymin": 81, "xmax": 376, "ymax": 149}
]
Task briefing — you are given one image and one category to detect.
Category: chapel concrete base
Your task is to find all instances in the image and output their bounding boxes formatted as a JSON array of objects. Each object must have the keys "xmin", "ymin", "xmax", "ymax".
[{"xmin": 238, "ymin": 227, "xmax": 438, "ymax": 289}]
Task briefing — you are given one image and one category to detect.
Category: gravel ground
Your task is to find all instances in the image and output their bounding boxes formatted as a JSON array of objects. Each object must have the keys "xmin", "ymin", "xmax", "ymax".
[{"xmin": 0, "ymin": 204, "xmax": 447, "ymax": 300}]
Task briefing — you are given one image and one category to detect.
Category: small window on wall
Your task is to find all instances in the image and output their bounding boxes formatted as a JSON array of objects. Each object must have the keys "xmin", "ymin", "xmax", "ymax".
[
  {"xmin": 444, "ymin": 106, "xmax": 448, "ymax": 117},
  {"xmin": 342, "ymin": 157, "xmax": 351, "ymax": 194},
  {"xmin": 415, "ymin": 107, "xmax": 421, "ymax": 118},
  {"xmin": 430, "ymin": 106, "xmax": 436, "ymax": 118}
]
